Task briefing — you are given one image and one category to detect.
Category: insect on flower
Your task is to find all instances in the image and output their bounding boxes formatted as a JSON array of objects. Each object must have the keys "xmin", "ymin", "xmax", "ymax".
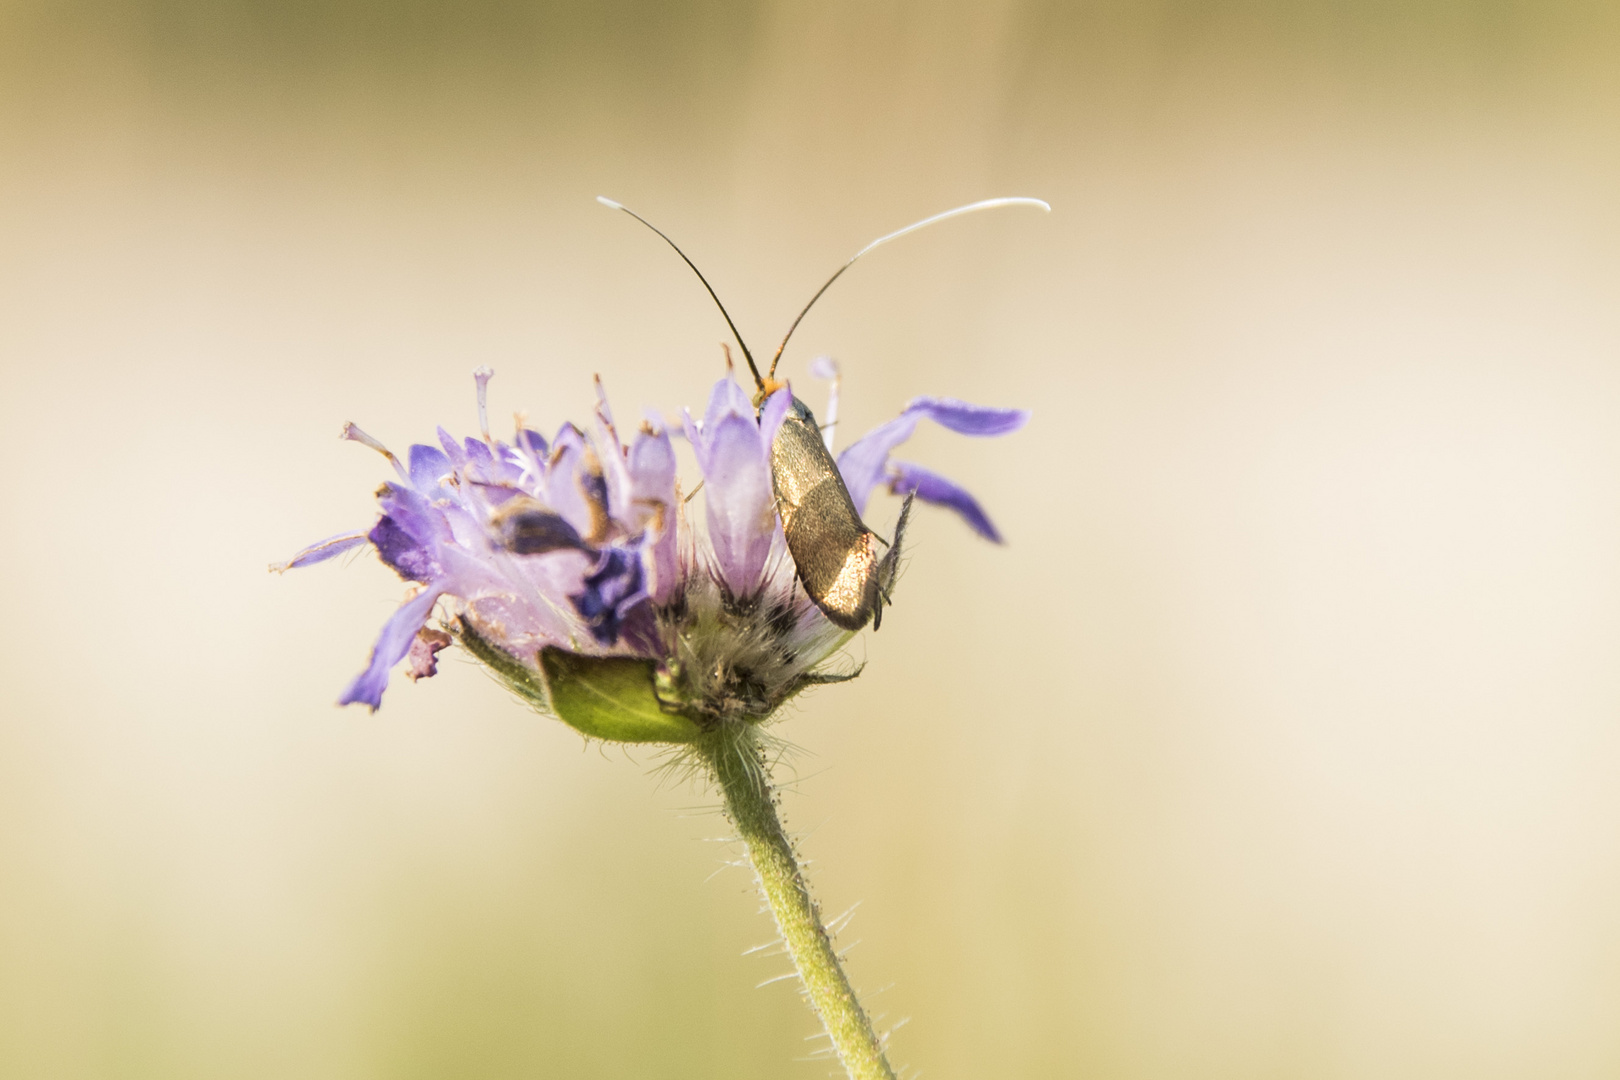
[
  {"xmin": 273, "ymin": 198, "xmax": 1043, "ymax": 741},
  {"xmin": 598, "ymin": 195, "xmax": 1048, "ymax": 631}
]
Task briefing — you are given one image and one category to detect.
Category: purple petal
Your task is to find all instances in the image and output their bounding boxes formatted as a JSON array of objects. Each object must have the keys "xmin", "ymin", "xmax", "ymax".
[
  {"xmin": 370, "ymin": 518, "xmax": 441, "ymax": 582},
  {"xmin": 271, "ymin": 531, "xmax": 369, "ymax": 572},
  {"xmin": 888, "ymin": 460, "xmax": 1003, "ymax": 543},
  {"xmin": 513, "ymin": 429, "xmax": 549, "ymax": 488},
  {"xmin": 376, "ymin": 482, "xmax": 449, "ymax": 540},
  {"xmin": 370, "ymin": 484, "xmax": 451, "ymax": 582},
  {"xmin": 462, "ymin": 435, "xmax": 528, "ymax": 488},
  {"xmin": 408, "ymin": 444, "xmax": 452, "ymax": 493},
  {"xmin": 700, "ymin": 411, "xmax": 775, "ymax": 597},
  {"xmin": 838, "ymin": 396, "xmax": 1030, "ymax": 515},
  {"xmin": 486, "ymin": 441, "xmax": 527, "ymax": 486},
  {"xmin": 628, "ymin": 420, "xmax": 680, "ymax": 602},
  {"xmin": 837, "ymin": 413, "xmax": 921, "ymax": 515},
  {"xmin": 436, "ymin": 428, "xmax": 468, "ymax": 469},
  {"xmin": 518, "ymin": 428, "xmax": 548, "ymax": 457},
  {"xmin": 901, "ymin": 397, "xmax": 1031, "ymax": 437},
  {"xmin": 338, "ymin": 586, "xmax": 445, "ymax": 711}
]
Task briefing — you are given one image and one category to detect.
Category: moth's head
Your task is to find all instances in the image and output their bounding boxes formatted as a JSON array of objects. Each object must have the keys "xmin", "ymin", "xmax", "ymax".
[{"xmin": 751, "ymin": 374, "xmax": 787, "ymax": 410}]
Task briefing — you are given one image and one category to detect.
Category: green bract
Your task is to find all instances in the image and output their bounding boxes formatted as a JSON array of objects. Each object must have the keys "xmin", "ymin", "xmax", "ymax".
[
  {"xmin": 540, "ymin": 648, "xmax": 701, "ymax": 744},
  {"xmin": 458, "ymin": 622, "xmax": 701, "ymax": 744}
]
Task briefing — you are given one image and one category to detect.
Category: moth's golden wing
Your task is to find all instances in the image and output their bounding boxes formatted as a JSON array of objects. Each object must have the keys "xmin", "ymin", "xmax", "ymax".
[{"xmin": 770, "ymin": 398, "xmax": 879, "ymax": 631}]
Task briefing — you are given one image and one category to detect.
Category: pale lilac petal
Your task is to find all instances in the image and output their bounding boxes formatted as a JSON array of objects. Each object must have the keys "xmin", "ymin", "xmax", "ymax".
[
  {"xmin": 685, "ymin": 376, "xmax": 778, "ymax": 597},
  {"xmin": 431, "ymin": 502, "xmax": 479, "ymax": 552},
  {"xmin": 888, "ymin": 460, "xmax": 1003, "ymax": 542},
  {"xmin": 552, "ymin": 421, "xmax": 580, "ymax": 448},
  {"xmin": 544, "ymin": 426, "xmax": 602, "ymax": 538},
  {"xmin": 459, "ymin": 437, "xmax": 522, "ymax": 488},
  {"xmin": 628, "ymin": 420, "xmax": 679, "ymax": 602},
  {"xmin": 593, "ymin": 375, "xmax": 621, "ymax": 442},
  {"xmin": 271, "ymin": 531, "xmax": 368, "ymax": 572},
  {"xmin": 901, "ymin": 397, "xmax": 1030, "ymax": 437},
  {"xmin": 470, "ymin": 483, "xmax": 525, "ymax": 509},
  {"xmin": 338, "ymin": 586, "xmax": 444, "ymax": 710},
  {"xmin": 701, "ymin": 411, "xmax": 775, "ymax": 597},
  {"xmin": 702, "ymin": 374, "xmax": 754, "ymax": 435},
  {"xmin": 451, "ymin": 544, "xmax": 593, "ymax": 649},
  {"xmin": 513, "ymin": 429, "xmax": 549, "ymax": 490},
  {"xmin": 592, "ymin": 421, "xmax": 635, "ymax": 533},
  {"xmin": 484, "ymin": 442, "xmax": 526, "ymax": 487},
  {"xmin": 628, "ymin": 421, "xmax": 677, "ymax": 505}
]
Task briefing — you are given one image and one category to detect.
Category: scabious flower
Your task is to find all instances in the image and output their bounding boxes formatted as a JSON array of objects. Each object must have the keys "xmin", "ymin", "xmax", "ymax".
[{"xmin": 275, "ymin": 364, "xmax": 1027, "ymax": 739}]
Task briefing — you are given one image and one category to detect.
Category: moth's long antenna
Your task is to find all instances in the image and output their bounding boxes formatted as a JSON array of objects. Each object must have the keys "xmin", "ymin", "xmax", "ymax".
[
  {"xmin": 596, "ymin": 196, "xmax": 764, "ymax": 389},
  {"xmin": 767, "ymin": 196, "xmax": 1051, "ymax": 379}
]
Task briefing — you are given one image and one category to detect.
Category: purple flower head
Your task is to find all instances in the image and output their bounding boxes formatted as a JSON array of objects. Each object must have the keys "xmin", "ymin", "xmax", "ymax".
[{"xmin": 276, "ymin": 368, "xmax": 1025, "ymax": 728}]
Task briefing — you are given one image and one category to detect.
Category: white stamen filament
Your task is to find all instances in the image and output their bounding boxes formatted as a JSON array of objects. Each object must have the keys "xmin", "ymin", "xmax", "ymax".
[
  {"xmin": 473, "ymin": 366, "xmax": 495, "ymax": 444},
  {"xmin": 340, "ymin": 422, "xmax": 407, "ymax": 480},
  {"xmin": 811, "ymin": 355, "xmax": 841, "ymax": 452}
]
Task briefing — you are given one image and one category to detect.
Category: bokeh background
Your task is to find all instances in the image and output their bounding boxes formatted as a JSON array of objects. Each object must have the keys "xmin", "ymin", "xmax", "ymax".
[{"xmin": 4, "ymin": 1, "xmax": 1620, "ymax": 1076}]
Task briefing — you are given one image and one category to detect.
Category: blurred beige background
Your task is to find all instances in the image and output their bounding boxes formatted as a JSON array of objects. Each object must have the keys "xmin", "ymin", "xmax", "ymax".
[{"xmin": 3, "ymin": 1, "xmax": 1620, "ymax": 1077}]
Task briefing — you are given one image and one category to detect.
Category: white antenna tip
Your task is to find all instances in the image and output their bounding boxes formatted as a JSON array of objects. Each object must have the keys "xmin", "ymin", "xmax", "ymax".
[
  {"xmin": 986, "ymin": 196, "xmax": 1051, "ymax": 213},
  {"xmin": 596, "ymin": 196, "xmax": 624, "ymax": 210}
]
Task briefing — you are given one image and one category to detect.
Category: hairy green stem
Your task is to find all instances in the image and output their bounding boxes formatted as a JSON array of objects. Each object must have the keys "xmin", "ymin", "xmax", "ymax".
[{"xmin": 696, "ymin": 728, "xmax": 897, "ymax": 1080}]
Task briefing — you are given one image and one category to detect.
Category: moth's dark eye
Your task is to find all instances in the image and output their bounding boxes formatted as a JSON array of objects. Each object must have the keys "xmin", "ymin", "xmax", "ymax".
[{"xmin": 499, "ymin": 509, "xmax": 589, "ymax": 555}]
